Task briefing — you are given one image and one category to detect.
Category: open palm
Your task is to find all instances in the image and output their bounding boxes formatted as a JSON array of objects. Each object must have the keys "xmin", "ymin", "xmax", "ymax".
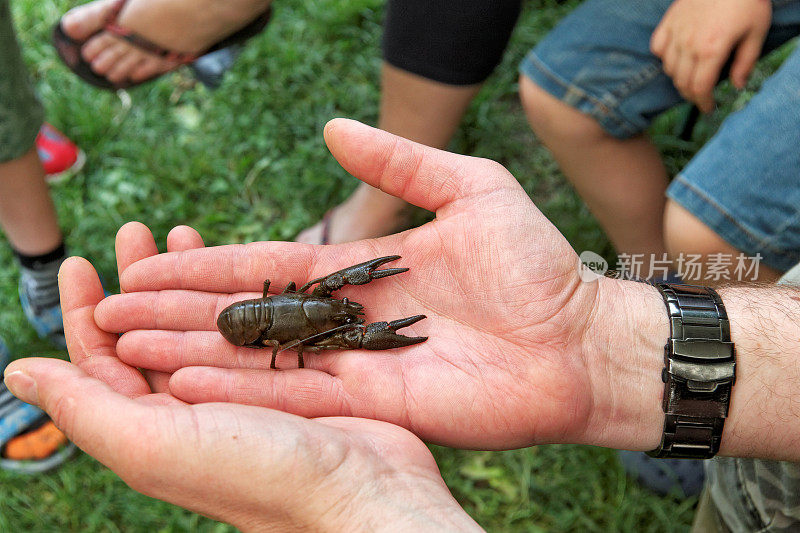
[{"xmin": 97, "ymin": 119, "xmax": 603, "ymax": 449}]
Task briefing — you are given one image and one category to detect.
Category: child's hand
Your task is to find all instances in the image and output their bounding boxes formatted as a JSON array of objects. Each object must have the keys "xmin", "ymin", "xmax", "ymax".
[{"xmin": 650, "ymin": 0, "xmax": 772, "ymax": 113}]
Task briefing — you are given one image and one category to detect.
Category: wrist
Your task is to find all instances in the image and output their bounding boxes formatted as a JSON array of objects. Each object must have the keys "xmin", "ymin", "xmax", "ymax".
[
  {"xmin": 371, "ymin": 474, "xmax": 483, "ymax": 532},
  {"xmin": 315, "ymin": 471, "xmax": 482, "ymax": 533},
  {"xmin": 579, "ymin": 276, "xmax": 667, "ymax": 451},
  {"xmin": 276, "ymin": 446, "xmax": 481, "ymax": 533},
  {"xmin": 580, "ymin": 279, "xmax": 800, "ymax": 462}
]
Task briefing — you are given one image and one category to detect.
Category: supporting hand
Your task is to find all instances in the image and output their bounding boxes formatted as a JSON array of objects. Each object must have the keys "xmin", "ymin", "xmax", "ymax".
[{"xmin": 3, "ymin": 258, "xmax": 479, "ymax": 532}]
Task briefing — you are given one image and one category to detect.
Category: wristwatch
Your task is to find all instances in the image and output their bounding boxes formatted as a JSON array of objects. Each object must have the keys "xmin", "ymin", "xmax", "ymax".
[{"xmin": 648, "ymin": 283, "xmax": 736, "ymax": 459}]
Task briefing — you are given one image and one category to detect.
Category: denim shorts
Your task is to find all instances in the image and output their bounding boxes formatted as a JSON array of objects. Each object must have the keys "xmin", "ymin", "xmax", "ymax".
[
  {"xmin": 520, "ymin": 0, "xmax": 800, "ymax": 272},
  {"xmin": 0, "ymin": 0, "xmax": 44, "ymax": 163}
]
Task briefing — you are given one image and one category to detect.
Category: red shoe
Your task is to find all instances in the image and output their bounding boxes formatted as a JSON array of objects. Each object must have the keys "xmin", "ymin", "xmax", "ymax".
[{"xmin": 36, "ymin": 123, "xmax": 86, "ymax": 182}]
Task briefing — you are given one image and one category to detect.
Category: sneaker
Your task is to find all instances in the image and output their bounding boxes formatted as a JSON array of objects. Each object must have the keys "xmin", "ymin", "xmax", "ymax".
[
  {"xmin": 18, "ymin": 269, "xmax": 65, "ymax": 349},
  {"xmin": 617, "ymin": 450, "xmax": 706, "ymax": 497},
  {"xmin": 0, "ymin": 337, "xmax": 9, "ymax": 365},
  {"xmin": 190, "ymin": 44, "xmax": 243, "ymax": 89},
  {"xmin": 36, "ymin": 123, "xmax": 85, "ymax": 183},
  {"xmin": 0, "ymin": 337, "xmax": 76, "ymax": 473}
]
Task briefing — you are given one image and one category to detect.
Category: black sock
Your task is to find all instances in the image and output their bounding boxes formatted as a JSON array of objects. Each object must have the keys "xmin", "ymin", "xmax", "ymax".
[
  {"xmin": 16, "ymin": 243, "xmax": 66, "ymax": 313},
  {"xmin": 14, "ymin": 242, "xmax": 66, "ymax": 271}
]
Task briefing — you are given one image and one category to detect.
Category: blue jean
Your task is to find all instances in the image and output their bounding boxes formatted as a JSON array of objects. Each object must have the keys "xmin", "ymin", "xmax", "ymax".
[{"xmin": 520, "ymin": 0, "xmax": 800, "ymax": 272}]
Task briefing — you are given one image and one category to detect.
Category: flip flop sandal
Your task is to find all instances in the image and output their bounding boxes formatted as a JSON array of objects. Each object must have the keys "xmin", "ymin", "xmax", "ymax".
[
  {"xmin": 52, "ymin": 0, "xmax": 272, "ymax": 90},
  {"xmin": 0, "ymin": 349, "xmax": 75, "ymax": 474},
  {"xmin": 309, "ymin": 206, "xmax": 412, "ymax": 246}
]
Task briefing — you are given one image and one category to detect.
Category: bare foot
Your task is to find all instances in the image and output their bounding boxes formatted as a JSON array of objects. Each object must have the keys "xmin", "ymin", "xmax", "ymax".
[
  {"xmin": 60, "ymin": 0, "xmax": 270, "ymax": 86},
  {"xmin": 295, "ymin": 184, "xmax": 409, "ymax": 245}
]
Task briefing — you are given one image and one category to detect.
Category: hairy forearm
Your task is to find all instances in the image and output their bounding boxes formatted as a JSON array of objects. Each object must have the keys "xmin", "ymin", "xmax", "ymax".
[
  {"xmin": 713, "ymin": 284, "xmax": 800, "ymax": 459},
  {"xmin": 582, "ymin": 278, "xmax": 800, "ymax": 461}
]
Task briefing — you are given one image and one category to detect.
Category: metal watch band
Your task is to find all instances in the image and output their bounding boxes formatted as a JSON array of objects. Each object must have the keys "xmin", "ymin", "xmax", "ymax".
[{"xmin": 648, "ymin": 283, "xmax": 736, "ymax": 459}]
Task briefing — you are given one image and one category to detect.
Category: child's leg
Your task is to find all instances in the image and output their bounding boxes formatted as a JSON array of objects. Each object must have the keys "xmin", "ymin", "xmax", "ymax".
[
  {"xmin": 295, "ymin": 0, "xmax": 522, "ymax": 244},
  {"xmin": 296, "ymin": 64, "xmax": 483, "ymax": 244},
  {"xmin": 1, "ymin": 0, "xmax": 67, "ymax": 346},
  {"xmin": 520, "ymin": 0, "xmax": 800, "ymax": 281},
  {"xmin": 519, "ymin": 0, "xmax": 679, "ymax": 277},
  {"xmin": 0, "ymin": 0, "xmax": 60, "ymax": 255},
  {"xmin": 520, "ymin": 78, "xmax": 670, "ymax": 270},
  {"xmin": 0, "ymin": 149, "xmax": 61, "ymax": 257},
  {"xmin": 664, "ymin": 44, "xmax": 800, "ymax": 284}
]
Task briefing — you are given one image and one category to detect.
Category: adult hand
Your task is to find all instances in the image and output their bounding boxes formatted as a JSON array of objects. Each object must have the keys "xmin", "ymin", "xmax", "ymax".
[
  {"xmin": 650, "ymin": 0, "xmax": 772, "ymax": 113},
  {"xmin": 3, "ymin": 258, "xmax": 479, "ymax": 532},
  {"xmin": 95, "ymin": 118, "xmax": 668, "ymax": 452},
  {"xmin": 118, "ymin": 222, "xmax": 208, "ymax": 394}
]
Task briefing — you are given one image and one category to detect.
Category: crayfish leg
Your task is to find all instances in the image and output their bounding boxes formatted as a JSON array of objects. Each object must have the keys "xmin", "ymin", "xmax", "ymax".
[
  {"xmin": 265, "ymin": 339, "xmax": 280, "ymax": 369},
  {"xmin": 297, "ymin": 344, "xmax": 304, "ymax": 369},
  {"xmin": 283, "ymin": 282, "xmax": 297, "ymax": 293}
]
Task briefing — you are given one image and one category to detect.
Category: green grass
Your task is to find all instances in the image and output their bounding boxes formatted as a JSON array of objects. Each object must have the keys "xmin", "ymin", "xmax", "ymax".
[{"xmin": 2, "ymin": 0, "xmax": 789, "ymax": 530}]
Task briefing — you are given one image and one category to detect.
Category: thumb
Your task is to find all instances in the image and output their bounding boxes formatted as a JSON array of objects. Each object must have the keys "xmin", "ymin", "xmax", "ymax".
[
  {"xmin": 3, "ymin": 358, "xmax": 149, "ymax": 474},
  {"xmin": 323, "ymin": 118, "xmax": 512, "ymax": 213},
  {"xmin": 730, "ymin": 31, "xmax": 765, "ymax": 89},
  {"xmin": 2, "ymin": 358, "xmax": 252, "ymax": 523}
]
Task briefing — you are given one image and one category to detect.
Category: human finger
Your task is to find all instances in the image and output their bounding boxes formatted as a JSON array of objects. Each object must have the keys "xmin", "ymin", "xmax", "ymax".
[
  {"xmin": 169, "ymin": 366, "xmax": 360, "ymax": 419},
  {"xmin": 115, "ymin": 221, "xmax": 176, "ymax": 392},
  {"xmin": 3, "ymin": 358, "xmax": 150, "ymax": 469},
  {"xmin": 672, "ymin": 49, "xmax": 697, "ymax": 103},
  {"xmin": 95, "ymin": 290, "xmax": 253, "ymax": 333},
  {"xmin": 661, "ymin": 41, "xmax": 679, "ymax": 79},
  {"xmin": 3, "ymin": 358, "xmax": 325, "ymax": 462},
  {"xmin": 114, "ymin": 330, "xmax": 346, "ymax": 373},
  {"xmin": 730, "ymin": 31, "xmax": 766, "ymax": 89},
  {"xmin": 649, "ymin": 21, "xmax": 669, "ymax": 58},
  {"xmin": 323, "ymin": 118, "xmax": 514, "ymax": 214},
  {"xmin": 167, "ymin": 225, "xmax": 205, "ymax": 252},
  {"xmin": 2, "ymin": 358, "xmax": 318, "ymax": 527},
  {"xmin": 151, "ymin": 225, "xmax": 206, "ymax": 392},
  {"xmin": 690, "ymin": 52, "xmax": 727, "ymax": 113},
  {"xmin": 120, "ymin": 241, "xmax": 318, "ymax": 294},
  {"xmin": 60, "ymin": 257, "xmax": 150, "ymax": 397},
  {"xmin": 116, "ymin": 221, "xmax": 159, "ymax": 280}
]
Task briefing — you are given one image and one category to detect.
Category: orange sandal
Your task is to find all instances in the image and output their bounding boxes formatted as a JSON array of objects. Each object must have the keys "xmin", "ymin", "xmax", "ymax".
[
  {"xmin": 4, "ymin": 421, "xmax": 70, "ymax": 461},
  {"xmin": 1, "ymin": 343, "xmax": 75, "ymax": 473}
]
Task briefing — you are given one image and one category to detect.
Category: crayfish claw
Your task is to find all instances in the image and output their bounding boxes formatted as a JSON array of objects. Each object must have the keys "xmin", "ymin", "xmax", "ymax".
[
  {"xmin": 344, "ymin": 255, "xmax": 406, "ymax": 284},
  {"xmin": 366, "ymin": 255, "xmax": 401, "ymax": 266},
  {"xmin": 361, "ymin": 315, "xmax": 428, "ymax": 350},
  {"xmin": 306, "ymin": 255, "xmax": 409, "ymax": 296},
  {"xmin": 387, "ymin": 314, "xmax": 426, "ymax": 330},
  {"xmin": 369, "ymin": 267, "xmax": 409, "ymax": 280}
]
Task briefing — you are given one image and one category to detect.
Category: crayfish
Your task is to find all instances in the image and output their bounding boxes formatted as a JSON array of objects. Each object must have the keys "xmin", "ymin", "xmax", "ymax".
[{"xmin": 217, "ymin": 256, "xmax": 428, "ymax": 369}]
